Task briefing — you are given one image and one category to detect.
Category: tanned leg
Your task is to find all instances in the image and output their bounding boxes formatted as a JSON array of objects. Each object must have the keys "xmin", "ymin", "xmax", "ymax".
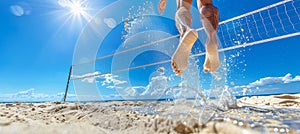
[
  {"xmin": 198, "ymin": 0, "xmax": 220, "ymax": 73},
  {"xmin": 172, "ymin": 0, "xmax": 199, "ymax": 76}
]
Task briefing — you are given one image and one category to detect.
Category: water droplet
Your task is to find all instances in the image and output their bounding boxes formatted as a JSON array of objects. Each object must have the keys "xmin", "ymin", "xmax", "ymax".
[
  {"xmin": 286, "ymin": 128, "xmax": 289, "ymax": 132},
  {"xmin": 238, "ymin": 122, "xmax": 244, "ymax": 126}
]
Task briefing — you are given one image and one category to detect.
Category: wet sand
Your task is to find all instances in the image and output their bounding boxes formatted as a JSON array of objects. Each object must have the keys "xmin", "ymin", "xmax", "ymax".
[{"xmin": 0, "ymin": 94, "xmax": 299, "ymax": 134}]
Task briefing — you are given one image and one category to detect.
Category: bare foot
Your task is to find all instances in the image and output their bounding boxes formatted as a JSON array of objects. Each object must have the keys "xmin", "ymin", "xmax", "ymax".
[
  {"xmin": 203, "ymin": 45, "xmax": 220, "ymax": 73},
  {"xmin": 172, "ymin": 29, "xmax": 198, "ymax": 76}
]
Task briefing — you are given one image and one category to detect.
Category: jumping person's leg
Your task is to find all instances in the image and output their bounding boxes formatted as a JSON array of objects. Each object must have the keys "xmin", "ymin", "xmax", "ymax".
[
  {"xmin": 172, "ymin": 0, "xmax": 198, "ymax": 76},
  {"xmin": 198, "ymin": 0, "xmax": 220, "ymax": 73},
  {"xmin": 175, "ymin": 0, "xmax": 192, "ymax": 35}
]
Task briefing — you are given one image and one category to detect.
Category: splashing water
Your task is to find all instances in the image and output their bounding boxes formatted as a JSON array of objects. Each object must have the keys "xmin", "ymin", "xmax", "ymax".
[
  {"xmin": 122, "ymin": 1, "xmax": 155, "ymax": 41},
  {"xmin": 69, "ymin": 0, "xmax": 300, "ymax": 133},
  {"xmin": 115, "ymin": 0, "xmax": 239, "ymax": 123}
]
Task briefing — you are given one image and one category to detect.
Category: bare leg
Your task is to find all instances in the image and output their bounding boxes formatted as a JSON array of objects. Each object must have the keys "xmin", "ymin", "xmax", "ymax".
[
  {"xmin": 203, "ymin": 27, "xmax": 219, "ymax": 73},
  {"xmin": 172, "ymin": 0, "xmax": 198, "ymax": 76},
  {"xmin": 198, "ymin": 2, "xmax": 220, "ymax": 73}
]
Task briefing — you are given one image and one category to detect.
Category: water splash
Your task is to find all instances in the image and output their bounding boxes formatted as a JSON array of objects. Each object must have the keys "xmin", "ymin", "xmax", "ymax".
[{"xmin": 122, "ymin": 1, "xmax": 155, "ymax": 41}]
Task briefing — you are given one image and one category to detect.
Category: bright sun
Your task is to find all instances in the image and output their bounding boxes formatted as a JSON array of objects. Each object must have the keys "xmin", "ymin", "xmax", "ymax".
[
  {"xmin": 57, "ymin": 0, "xmax": 91, "ymax": 26},
  {"xmin": 69, "ymin": 1, "xmax": 85, "ymax": 16}
]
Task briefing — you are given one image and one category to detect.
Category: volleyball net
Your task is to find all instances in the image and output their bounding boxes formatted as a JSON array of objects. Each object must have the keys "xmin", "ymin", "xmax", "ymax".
[{"xmin": 72, "ymin": 0, "xmax": 300, "ymax": 80}]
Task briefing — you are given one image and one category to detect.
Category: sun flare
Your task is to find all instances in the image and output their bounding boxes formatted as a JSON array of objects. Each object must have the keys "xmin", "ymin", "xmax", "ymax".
[
  {"xmin": 57, "ymin": 0, "xmax": 91, "ymax": 26},
  {"xmin": 69, "ymin": 1, "xmax": 85, "ymax": 16}
]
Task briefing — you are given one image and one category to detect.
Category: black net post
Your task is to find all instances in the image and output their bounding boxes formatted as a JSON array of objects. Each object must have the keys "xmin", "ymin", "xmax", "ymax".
[{"xmin": 64, "ymin": 66, "xmax": 73, "ymax": 102}]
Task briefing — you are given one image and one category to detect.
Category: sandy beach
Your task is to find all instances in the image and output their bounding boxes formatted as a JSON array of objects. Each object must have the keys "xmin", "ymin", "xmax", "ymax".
[{"xmin": 0, "ymin": 94, "xmax": 299, "ymax": 134}]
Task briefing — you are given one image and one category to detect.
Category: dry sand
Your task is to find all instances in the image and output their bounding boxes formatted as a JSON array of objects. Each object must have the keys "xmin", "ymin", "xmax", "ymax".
[
  {"xmin": 238, "ymin": 94, "xmax": 300, "ymax": 109},
  {"xmin": 0, "ymin": 94, "xmax": 299, "ymax": 134}
]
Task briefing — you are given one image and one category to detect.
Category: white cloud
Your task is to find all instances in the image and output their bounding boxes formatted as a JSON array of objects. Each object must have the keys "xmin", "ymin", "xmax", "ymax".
[
  {"xmin": 0, "ymin": 88, "xmax": 77, "ymax": 102},
  {"xmin": 73, "ymin": 72, "xmax": 127, "ymax": 86},
  {"xmin": 232, "ymin": 73, "xmax": 300, "ymax": 95},
  {"xmin": 246, "ymin": 73, "xmax": 300, "ymax": 88},
  {"xmin": 73, "ymin": 72, "xmax": 101, "ymax": 83},
  {"xmin": 285, "ymin": 75, "xmax": 300, "ymax": 83},
  {"xmin": 123, "ymin": 86, "xmax": 139, "ymax": 97},
  {"xmin": 14, "ymin": 88, "xmax": 34, "ymax": 97},
  {"xmin": 100, "ymin": 73, "xmax": 127, "ymax": 87},
  {"xmin": 72, "ymin": 71, "xmax": 167, "ymax": 99},
  {"xmin": 141, "ymin": 75, "xmax": 168, "ymax": 96},
  {"xmin": 122, "ymin": 73, "xmax": 168, "ymax": 98}
]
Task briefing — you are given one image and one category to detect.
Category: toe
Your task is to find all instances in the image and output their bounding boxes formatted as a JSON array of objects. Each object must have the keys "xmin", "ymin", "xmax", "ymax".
[
  {"xmin": 172, "ymin": 60, "xmax": 182, "ymax": 76},
  {"xmin": 171, "ymin": 61, "xmax": 177, "ymax": 70},
  {"xmin": 172, "ymin": 62, "xmax": 176, "ymax": 69},
  {"xmin": 171, "ymin": 62, "xmax": 177, "ymax": 71},
  {"xmin": 203, "ymin": 67, "xmax": 210, "ymax": 73},
  {"xmin": 176, "ymin": 70, "xmax": 182, "ymax": 76},
  {"xmin": 175, "ymin": 68, "xmax": 182, "ymax": 76}
]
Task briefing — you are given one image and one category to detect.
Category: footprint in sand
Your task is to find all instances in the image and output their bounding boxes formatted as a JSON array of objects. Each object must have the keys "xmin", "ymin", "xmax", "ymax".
[
  {"xmin": 274, "ymin": 95, "xmax": 300, "ymax": 99},
  {"xmin": 278, "ymin": 100, "xmax": 299, "ymax": 106},
  {"xmin": 0, "ymin": 117, "xmax": 12, "ymax": 126},
  {"xmin": 172, "ymin": 29, "xmax": 198, "ymax": 76}
]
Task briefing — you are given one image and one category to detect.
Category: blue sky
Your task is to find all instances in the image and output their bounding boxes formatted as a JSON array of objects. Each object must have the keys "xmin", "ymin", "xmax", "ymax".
[
  {"xmin": 0, "ymin": 0, "xmax": 114, "ymax": 95},
  {"xmin": 0, "ymin": 0, "xmax": 299, "ymax": 102}
]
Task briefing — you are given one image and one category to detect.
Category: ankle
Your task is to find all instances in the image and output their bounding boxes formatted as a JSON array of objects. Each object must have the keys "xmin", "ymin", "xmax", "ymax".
[{"xmin": 206, "ymin": 44, "xmax": 218, "ymax": 51}]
